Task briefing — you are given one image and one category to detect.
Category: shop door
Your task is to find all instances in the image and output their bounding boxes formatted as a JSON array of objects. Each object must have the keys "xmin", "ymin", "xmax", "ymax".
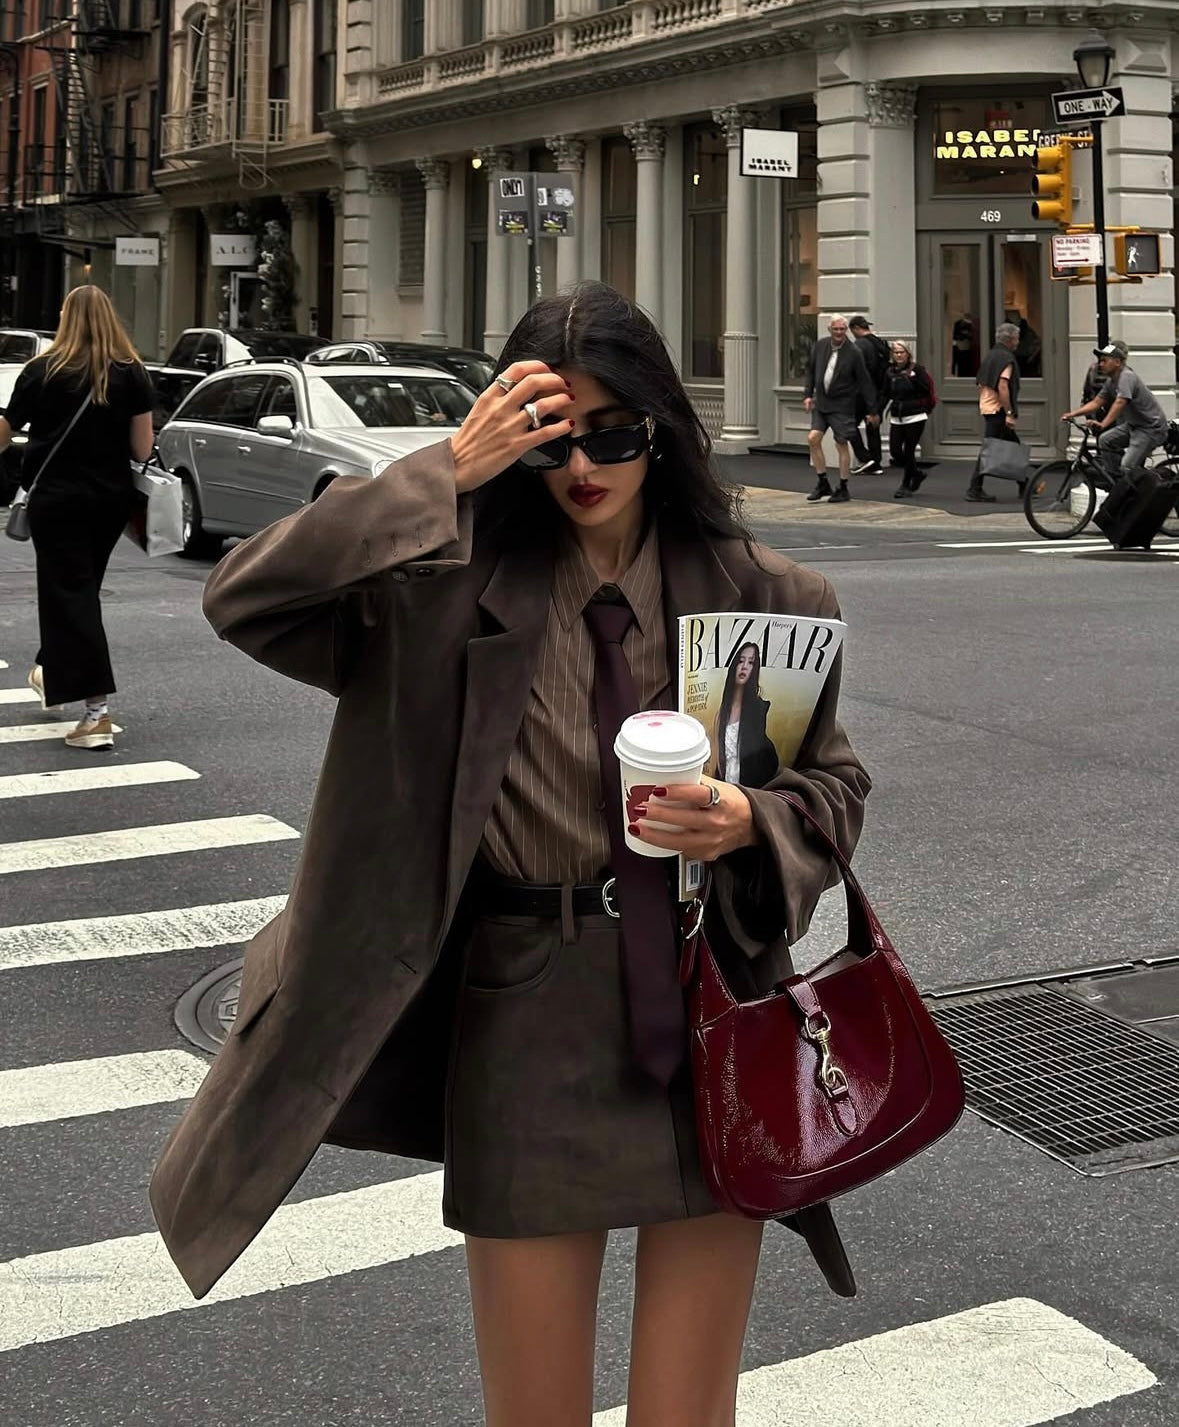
[{"xmin": 920, "ymin": 232, "xmax": 1069, "ymax": 459}]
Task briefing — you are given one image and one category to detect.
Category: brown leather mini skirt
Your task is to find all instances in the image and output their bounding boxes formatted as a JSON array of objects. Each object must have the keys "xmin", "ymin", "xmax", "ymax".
[{"xmin": 442, "ymin": 910, "xmax": 717, "ymax": 1238}]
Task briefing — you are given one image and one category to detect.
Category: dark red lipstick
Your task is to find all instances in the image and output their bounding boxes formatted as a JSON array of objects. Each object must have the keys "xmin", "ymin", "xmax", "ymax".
[{"xmin": 569, "ymin": 484, "xmax": 607, "ymax": 507}]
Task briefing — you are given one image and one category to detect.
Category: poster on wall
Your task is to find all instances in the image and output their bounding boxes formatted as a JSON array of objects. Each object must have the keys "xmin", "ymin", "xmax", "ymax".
[
  {"xmin": 115, "ymin": 237, "xmax": 160, "ymax": 266},
  {"xmin": 210, "ymin": 233, "xmax": 257, "ymax": 267}
]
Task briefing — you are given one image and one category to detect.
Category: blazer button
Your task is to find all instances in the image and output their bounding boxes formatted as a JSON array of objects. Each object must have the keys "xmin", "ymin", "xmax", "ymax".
[
  {"xmin": 414, "ymin": 567, "xmax": 436, "ymax": 578},
  {"xmin": 392, "ymin": 571, "xmax": 409, "ymax": 583}
]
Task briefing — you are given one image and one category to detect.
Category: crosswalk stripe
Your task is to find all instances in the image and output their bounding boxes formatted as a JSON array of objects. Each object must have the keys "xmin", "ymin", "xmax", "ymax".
[
  {"xmin": 0, "ymin": 660, "xmax": 8, "ymax": 669},
  {"xmin": 593, "ymin": 1297, "xmax": 1156, "ymax": 1426},
  {"xmin": 0, "ymin": 688, "xmax": 38, "ymax": 705},
  {"xmin": 0, "ymin": 1171, "xmax": 461, "ymax": 1352},
  {"xmin": 0, "ymin": 721, "xmax": 124, "ymax": 745},
  {"xmin": 0, "ymin": 760, "xmax": 199, "ymax": 801},
  {"xmin": 1028, "ymin": 545, "xmax": 1179, "ymax": 558},
  {"xmin": 0, "ymin": 896, "xmax": 287, "ymax": 971},
  {"xmin": 938, "ymin": 537, "xmax": 1110, "ymax": 549},
  {"xmin": 0, "ymin": 1050, "xmax": 209, "ymax": 1128},
  {"xmin": 0, "ymin": 814, "xmax": 299, "ymax": 877}
]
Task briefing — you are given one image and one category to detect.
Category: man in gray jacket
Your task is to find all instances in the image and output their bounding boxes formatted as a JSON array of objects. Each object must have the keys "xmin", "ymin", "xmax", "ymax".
[
  {"xmin": 803, "ymin": 314, "xmax": 878, "ymax": 503},
  {"xmin": 1062, "ymin": 340, "xmax": 1170, "ymax": 479}
]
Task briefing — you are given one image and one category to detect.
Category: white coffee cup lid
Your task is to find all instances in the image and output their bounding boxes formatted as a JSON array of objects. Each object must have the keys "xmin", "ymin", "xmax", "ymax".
[{"xmin": 615, "ymin": 711, "xmax": 711, "ymax": 771}]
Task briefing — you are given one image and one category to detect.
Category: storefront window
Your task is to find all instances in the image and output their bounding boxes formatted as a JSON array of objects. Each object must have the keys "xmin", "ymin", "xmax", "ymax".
[
  {"xmin": 685, "ymin": 123, "xmax": 727, "ymax": 380},
  {"xmin": 941, "ymin": 244, "xmax": 982, "ymax": 378},
  {"xmin": 601, "ymin": 136, "xmax": 636, "ymax": 302},
  {"xmin": 779, "ymin": 112, "xmax": 817, "ymax": 382},
  {"xmin": 931, "ymin": 94, "xmax": 1051, "ymax": 196},
  {"xmin": 1001, "ymin": 239, "xmax": 1043, "ymax": 378}
]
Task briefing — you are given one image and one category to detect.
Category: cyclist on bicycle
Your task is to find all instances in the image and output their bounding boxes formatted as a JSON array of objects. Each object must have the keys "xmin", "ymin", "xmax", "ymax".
[{"xmin": 1061, "ymin": 340, "xmax": 1170, "ymax": 482}]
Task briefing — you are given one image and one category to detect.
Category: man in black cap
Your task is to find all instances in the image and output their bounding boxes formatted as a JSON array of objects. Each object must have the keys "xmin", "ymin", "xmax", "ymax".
[
  {"xmin": 848, "ymin": 315, "xmax": 889, "ymax": 476},
  {"xmin": 1062, "ymin": 341, "xmax": 1170, "ymax": 480}
]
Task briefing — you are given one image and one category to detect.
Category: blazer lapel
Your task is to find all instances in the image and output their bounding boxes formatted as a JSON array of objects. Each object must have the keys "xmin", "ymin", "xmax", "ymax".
[
  {"xmin": 659, "ymin": 525, "xmax": 743, "ymax": 641},
  {"xmin": 442, "ymin": 541, "xmax": 554, "ymax": 925}
]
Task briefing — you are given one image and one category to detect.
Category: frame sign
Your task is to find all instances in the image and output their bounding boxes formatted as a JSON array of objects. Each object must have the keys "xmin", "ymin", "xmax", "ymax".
[
  {"xmin": 1051, "ymin": 87, "xmax": 1125, "ymax": 125},
  {"xmin": 1052, "ymin": 232, "xmax": 1104, "ymax": 268},
  {"xmin": 739, "ymin": 128, "xmax": 800, "ymax": 178},
  {"xmin": 115, "ymin": 236, "xmax": 160, "ymax": 266}
]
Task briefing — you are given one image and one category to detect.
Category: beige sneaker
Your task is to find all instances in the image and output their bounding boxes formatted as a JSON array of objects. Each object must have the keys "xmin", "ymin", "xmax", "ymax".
[
  {"xmin": 65, "ymin": 712, "xmax": 114, "ymax": 751},
  {"xmin": 27, "ymin": 665, "xmax": 63, "ymax": 712}
]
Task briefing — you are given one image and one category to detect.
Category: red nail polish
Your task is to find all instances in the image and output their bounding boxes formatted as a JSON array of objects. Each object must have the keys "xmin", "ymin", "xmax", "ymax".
[
  {"xmin": 652, "ymin": 787, "xmax": 667, "ymax": 798},
  {"xmin": 628, "ymin": 824, "xmax": 640, "ymax": 837}
]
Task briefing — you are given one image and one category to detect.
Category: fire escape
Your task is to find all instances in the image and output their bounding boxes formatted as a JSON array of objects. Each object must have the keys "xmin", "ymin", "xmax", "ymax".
[
  {"xmin": 165, "ymin": 0, "xmax": 285, "ymax": 190},
  {"xmin": 42, "ymin": 0, "xmax": 152, "ymax": 238}
]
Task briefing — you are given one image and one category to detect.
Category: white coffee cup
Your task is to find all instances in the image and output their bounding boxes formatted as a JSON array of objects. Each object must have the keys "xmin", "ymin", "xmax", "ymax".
[{"xmin": 614, "ymin": 711, "xmax": 712, "ymax": 859}]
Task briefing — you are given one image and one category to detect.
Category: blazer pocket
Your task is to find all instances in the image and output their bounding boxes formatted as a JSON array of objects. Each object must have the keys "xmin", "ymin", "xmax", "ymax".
[{"xmin": 230, "ymin": 928, "xmax": 282, "ymax": 1037}]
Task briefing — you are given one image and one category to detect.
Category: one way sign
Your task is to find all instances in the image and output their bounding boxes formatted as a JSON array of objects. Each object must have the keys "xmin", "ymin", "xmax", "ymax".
[{"xmin": 1051, "ymin": 86, "xmax": 1126, "ymax": 124}]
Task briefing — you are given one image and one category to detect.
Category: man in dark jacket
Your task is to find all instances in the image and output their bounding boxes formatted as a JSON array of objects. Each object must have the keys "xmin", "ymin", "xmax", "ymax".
[
  {"xmin": 803, "ymin": 314, "xmax": 878, "ymax": 503},
  {"xmin": 968, "ymin": 321, "xmax": 1021, "ymax": 502},
  {"xmin": 848, "ymin": 315, "xmax": 889, "ymax": 476}
]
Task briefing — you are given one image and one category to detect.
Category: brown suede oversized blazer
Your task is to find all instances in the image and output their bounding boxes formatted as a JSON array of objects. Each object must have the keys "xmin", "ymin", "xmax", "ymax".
[{"xmin": 149, "ymin": 439, "xmax": 871, "ymax": 1301}]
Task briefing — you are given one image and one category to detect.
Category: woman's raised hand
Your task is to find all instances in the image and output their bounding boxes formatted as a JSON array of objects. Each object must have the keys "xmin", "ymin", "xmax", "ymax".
[{"xmin": 449, "ymin": 360, "xmax": 575, "ymax": 494}]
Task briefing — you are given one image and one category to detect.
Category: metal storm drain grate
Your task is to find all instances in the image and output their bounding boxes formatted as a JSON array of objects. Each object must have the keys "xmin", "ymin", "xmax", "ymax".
[{"xmin": 928, "ymin": 983, "xmax": 1179, "ymax": 1175}]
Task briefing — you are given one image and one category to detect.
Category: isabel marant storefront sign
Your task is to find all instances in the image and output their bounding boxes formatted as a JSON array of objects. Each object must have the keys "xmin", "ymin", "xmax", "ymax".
[{"xmin": 935, "ymin": 128, "xmax": 1041, "ymax": 160}]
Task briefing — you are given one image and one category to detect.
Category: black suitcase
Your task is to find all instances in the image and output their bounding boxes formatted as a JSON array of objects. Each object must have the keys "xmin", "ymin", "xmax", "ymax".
[{"xmin": 1093, "ymin": 467, "xmax": 1178, "ymax": 549}]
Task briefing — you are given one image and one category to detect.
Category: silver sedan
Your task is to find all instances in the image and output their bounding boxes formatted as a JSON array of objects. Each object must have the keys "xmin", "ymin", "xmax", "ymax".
[{"xmin": 156, "ymin": 361, "xmax": 476, "ymax": 556}]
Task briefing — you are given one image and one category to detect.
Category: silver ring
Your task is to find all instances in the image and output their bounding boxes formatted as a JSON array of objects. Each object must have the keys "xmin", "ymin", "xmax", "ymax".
[
  {"xmin": 707, "ymin": 783, "xmax": 721, "ymax": 808},
  {"xmin": 494, "ymin": 375, "xmax": 516, "ymax": 393},
  {"xmin": 524, "ymin": 401, "xmax": 541, "ymax": 429}
]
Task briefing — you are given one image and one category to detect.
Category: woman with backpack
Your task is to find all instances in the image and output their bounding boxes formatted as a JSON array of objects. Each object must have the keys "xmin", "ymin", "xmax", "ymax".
[{"xmin": 880, "ymin": 341, "xmax": 937, "ymax": 499}]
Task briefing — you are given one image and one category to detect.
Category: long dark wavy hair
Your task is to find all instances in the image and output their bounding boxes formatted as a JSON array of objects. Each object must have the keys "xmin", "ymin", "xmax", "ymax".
[
  {"xmin": 712, "ymin": 642, "xmax": 763, "ymax": 779},
  {"xmin": 477, "ymin": 281, "xmax": 753, "ymax": 548}
]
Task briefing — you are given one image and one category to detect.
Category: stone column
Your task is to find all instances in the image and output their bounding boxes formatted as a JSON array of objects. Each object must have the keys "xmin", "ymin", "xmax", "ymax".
[
  {"xmin": 366, "ymin": 169, "xmax": 400, "ymax": 336},
  {"xmin": 814, "ymin": 45, "xmax": 869, "ymax": 320},
  {"xmin": 865, "ymin": 82, "xmax": 918, "ymax": 347},
  {"xmin": 416, "ymin": 157, "xmax": 451, "ymax": 343},
  {"xmin": 623, "ymin": 121, "xmax": 665, "ymax": 324},
  {"xmin": 712, "ymin": 105, "xmax": 760, "ymax": 449},
  {"xmin": 287, "ymin": 0, "xmax": 311, "ymax": 139},
  {"xmin": 1100, "ymin": 32, "xmax": 1176, "ymax": 407},
  {"xmin": 545, "ymin": 134, "xmax": 585, "ymax": 293},
  {"xmin": 283, "ymin": 193, "xmax": 317, "ymax": 333},
  {"xmin": 477, "ymin": 145, "xmax": 514, "ymax": 357}
]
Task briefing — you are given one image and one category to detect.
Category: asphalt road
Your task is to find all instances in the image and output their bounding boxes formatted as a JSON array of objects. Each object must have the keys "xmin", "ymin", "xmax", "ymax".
[{"xmin": 0, "ymin": 479, "xmax": 1176, "ymax": 1426}]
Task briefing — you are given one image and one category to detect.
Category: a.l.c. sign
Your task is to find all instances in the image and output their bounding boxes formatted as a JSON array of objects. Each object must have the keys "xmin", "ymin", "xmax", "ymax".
[{"xmin": 210, "ymin": 233, "xmax": 257, "ymax": 267}]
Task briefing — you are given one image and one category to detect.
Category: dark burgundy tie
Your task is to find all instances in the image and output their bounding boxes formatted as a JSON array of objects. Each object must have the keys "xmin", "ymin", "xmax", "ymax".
[{"xmin": 584, "ymin": 596, "xmax": 686, "ymax": 1086}]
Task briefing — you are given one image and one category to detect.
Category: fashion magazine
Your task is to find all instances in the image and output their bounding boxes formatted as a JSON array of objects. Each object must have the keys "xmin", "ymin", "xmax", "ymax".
[{"xmin": 677, "ymin": 611, "xmax": 847, "ymax": 900}]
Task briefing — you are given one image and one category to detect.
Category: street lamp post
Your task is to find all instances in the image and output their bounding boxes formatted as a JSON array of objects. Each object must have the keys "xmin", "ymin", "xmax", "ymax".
[{"xmin": 1073, "ymin": 30, "xmax": 1116, "ymax": 349}]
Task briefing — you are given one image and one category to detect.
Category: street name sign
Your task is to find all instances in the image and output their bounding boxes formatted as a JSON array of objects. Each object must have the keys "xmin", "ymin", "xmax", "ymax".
[
  {"xmin": 1051, "ymin": 87, "xmax": 1125, "ymax": 124},
  {"xmin": 1052, "ymin": 232, "xmax": 1104, "ymax": 267}
]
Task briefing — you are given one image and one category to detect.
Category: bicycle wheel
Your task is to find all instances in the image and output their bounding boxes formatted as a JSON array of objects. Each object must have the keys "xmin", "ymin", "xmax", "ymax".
[{"xmin": 1024, "ymin": 460, "xmax": 1096, "ymax": 539}]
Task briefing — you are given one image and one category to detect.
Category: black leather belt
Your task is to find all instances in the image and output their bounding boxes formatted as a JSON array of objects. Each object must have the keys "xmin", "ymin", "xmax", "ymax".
[{"xmin": 480, "ymin": 875, "xmax": 622, "ymax": 919}]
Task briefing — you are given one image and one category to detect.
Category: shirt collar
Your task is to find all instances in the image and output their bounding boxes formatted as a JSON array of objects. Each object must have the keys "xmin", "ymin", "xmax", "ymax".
[{"xmin": 552, "ymin": 522, "xmax": 662, "ymax": 635}]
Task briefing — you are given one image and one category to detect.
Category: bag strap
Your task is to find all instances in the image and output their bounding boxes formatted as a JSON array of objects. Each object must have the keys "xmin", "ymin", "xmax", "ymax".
[
  {"xmin": 22, "ymin": 389, "xmax": 93, "ymax": 497},
  {"xmin": 769, "ymin": 791, "xmax": 891, "ymax": 958}
]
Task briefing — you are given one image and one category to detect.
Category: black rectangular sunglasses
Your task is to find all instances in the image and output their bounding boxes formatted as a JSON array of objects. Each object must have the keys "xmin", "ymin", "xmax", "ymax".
[{"xmin": 518, "ymin": 416, "xmax": 653, "ymax": 471}]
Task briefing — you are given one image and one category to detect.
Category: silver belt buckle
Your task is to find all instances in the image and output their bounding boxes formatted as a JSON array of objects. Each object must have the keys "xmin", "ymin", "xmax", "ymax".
[{"xmin": 601, "ymin": 877, "xmax": 620, "ymax": 918}]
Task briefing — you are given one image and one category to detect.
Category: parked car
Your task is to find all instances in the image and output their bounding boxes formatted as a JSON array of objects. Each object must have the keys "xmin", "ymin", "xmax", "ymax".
[
  {"xmin": 146, "ymin": 328, "xmax": 330, "ymax": 428},
  {"xmin": 156, "ymin": 360, "xmax": 476, "ymax": 556},
  {"xmin": 307, "ymin": 340, "xmax": 494, "ymax": 392},
  {"xmin": 0, "ymin": 328, "xmax": 54, "ymax": 366}
]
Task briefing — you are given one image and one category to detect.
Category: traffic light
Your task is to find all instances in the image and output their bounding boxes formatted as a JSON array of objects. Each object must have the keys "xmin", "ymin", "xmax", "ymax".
[
  {"xmin": 1031, "ymin": 143, "xmax": 1073, "ymax": 227},
  {"xmin": 1113, "ymin": 232, "xmax": 1161, "ymax": 276}
]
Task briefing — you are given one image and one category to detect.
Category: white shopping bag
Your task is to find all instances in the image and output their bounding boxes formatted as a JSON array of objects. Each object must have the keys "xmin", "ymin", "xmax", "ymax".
[{"xmin": 125, "ymin": 459, "xmax": 184, "ymax": 558}]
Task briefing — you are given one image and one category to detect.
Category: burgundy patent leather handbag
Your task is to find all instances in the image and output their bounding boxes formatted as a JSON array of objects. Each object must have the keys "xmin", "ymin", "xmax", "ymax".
[{"xmin": 680, "ymin": 791, "xmax": 965, "ymax": 1219}]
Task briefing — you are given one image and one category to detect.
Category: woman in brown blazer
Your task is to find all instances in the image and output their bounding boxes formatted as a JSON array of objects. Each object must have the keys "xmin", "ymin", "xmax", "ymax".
[{"xmin": 150, "ymin": 282, "xmax": 870, "ymax": 1427}]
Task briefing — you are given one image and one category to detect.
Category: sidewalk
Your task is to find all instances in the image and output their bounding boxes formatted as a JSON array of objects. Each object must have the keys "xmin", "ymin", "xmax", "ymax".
[{"xmin": 715, "ymin": 449, "xmax": 1026, "ymax": 524}]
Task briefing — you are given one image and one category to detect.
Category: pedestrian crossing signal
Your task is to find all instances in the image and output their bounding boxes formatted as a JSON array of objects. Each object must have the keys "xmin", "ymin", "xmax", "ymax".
[
  {"xmin": 1031, "ymin": 144, "xmax": 1073, "ymax": 227},
  {"xmin": 1113, "ymin": 232, "xmax": 1161, "ymax": 276}
]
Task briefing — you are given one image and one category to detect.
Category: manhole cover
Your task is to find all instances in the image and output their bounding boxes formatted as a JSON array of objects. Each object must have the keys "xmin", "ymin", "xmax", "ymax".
[
  {"xmin": 175, "ymin": 958, "xmax": 243, "ymax": 1053},
  {"xmin": 929, "ymin": 983, "xmax": 1179, "ymax": 1176}
]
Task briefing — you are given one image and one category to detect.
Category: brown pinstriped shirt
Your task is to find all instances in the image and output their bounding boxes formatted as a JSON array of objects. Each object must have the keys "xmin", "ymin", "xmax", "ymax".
[{"xmin": 481, "ymin": 524, "xmax": 672, "ymax": 884}]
